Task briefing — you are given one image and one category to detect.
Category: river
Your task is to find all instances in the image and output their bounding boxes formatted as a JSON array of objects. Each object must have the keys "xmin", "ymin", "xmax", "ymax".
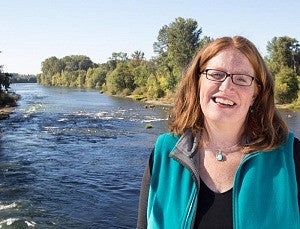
[
  {"xmin": 0, "ymin": 83, "xmax": 169, "ymax": 228},
  {"xmin": 0, "ymin": 83, "xmax": 299, "ymax": 228}
]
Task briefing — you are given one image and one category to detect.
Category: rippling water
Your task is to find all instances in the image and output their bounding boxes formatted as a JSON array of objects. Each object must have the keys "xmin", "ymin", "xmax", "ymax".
[
  {"xmin": 1, "ymin": 84, "xmax": 299, "ymax": 228},
  {"xmin": 0, "ymin": 83, "xmax": 169, "ymax": 228}
]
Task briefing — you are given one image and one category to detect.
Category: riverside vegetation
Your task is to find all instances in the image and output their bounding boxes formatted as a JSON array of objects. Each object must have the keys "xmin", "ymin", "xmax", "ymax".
[{"xmin": 0, "ymin": 64, "xmax": 20, "ymax": 119}]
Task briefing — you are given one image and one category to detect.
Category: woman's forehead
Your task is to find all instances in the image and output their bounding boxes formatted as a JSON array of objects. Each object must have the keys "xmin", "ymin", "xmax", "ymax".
[{"xmin": 205, "ymin": 48, "xmax": 254, "ymax": 75}]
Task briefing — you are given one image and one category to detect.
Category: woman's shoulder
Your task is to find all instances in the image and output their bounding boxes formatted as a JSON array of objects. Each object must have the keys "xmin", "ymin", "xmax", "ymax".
[{"xmin": 155, "ymin": 132, "xmax": 180, "ymax": 148}]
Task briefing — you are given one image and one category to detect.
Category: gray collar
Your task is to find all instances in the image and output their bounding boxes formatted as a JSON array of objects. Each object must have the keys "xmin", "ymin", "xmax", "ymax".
[
  {"xmin": 170, "ymin": 130, "xmax": 200, "ymax": 188},
  {"xmin": 175, "ymin": 130, "xmax": 199, "ymax": 158}
]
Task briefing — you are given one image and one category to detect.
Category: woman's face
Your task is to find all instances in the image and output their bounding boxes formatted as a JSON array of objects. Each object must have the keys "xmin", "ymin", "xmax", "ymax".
[{"xmin": 199, "ymin": 48, "xmax": 257, "ymax": 129}]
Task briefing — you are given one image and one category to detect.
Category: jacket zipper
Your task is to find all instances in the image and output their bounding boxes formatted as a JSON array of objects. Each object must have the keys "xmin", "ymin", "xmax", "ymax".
[{"xmin": 184, "ymin": 189, "xmax": 197, "ymax": 228}]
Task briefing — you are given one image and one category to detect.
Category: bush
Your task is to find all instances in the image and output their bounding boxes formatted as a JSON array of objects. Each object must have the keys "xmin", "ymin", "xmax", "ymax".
[
  {"xmin": 275, "ymin": 67, "xmax": 298, "ymax": 104},
  {"xmin": 132, "ymin": 94, "xmax": 147, "ymax": 101},
  {"xmin": 132, "ymin": 86, "xmax": 146, "ymax": 96},
  {"xmin": 121, "ymin": 88, "xmax": 131, "ymax": 96}
]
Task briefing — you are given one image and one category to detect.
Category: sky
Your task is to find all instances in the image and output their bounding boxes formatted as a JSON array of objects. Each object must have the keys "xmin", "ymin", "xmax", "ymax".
[{"xmin": 0, "ymin": 0, "xmax": 299, "ymax": 75}]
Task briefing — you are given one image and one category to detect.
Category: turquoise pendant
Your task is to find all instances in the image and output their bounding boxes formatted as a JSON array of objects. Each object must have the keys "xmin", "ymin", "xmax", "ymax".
[{"xmin": 216, "ymin": 150, "xmax": 224, "ymax": 161}]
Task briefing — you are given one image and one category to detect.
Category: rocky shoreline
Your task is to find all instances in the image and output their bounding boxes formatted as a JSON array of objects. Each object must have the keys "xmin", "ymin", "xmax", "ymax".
[
  {"xmin": 0, "ymin": 107, "xmax": 15, "ymax": 120},
  {"xmin": 0, "ymin": 91, "xmax": 20, "ymax": 120}
]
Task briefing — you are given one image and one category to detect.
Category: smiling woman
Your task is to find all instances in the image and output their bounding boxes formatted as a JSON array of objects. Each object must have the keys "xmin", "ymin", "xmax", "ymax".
[{"xmin": 137, "ymin": 36, "xmax": 300, "ymax": 229}]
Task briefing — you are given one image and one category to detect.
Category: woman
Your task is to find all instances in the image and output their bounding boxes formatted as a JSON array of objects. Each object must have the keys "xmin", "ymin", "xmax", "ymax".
[{"xmin": 137, "ymin": 36, "xmax": 300, "ymax": 228}]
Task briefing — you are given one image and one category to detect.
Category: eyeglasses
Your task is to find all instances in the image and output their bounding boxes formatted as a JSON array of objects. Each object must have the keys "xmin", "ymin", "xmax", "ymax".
[{"xmin": 202, "ymin": 69, "xmax": 256, "ymax": 86}]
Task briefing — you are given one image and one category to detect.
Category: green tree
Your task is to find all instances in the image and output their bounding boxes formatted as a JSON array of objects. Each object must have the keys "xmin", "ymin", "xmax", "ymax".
[
  {"xmin": 104, "ymin": 52, "xmax": 130, "ymax": 73},
  {"xmin": 132, "ymin": 64, "xmax": 149, "ymax": 88},
  {"xmin": 0, "ymin": 66, "xmax": 11, "ymax": 92},
  {"xmin": 106, "ymin": 62, "xmax": 135, "ymax": 95},
  {"xmin": 0, "ymin": 59, "xmax": 19, "ymax": 107},
  {"xmin": 131, "ymin": 51, "xmax": 145, "ymax": 64},
  {"xmin": 51, "ymin": 72, "xmax": 61, "ymax": 86},
  {"xmin": 266, "ymin": 36, "xmax": 300, "ymax": 75},
  {"xmin": 128, "ymin": 51, "xmax": 151, "ymax": 89},
  {"xmin": 153, "ymin": 17, "xmax": 202, "ymax": 90},
  {"xmin": 85, "ymin": 68, "xmax": 94, "ymax": 88},
  {"xmin": 198, "ymin": 36, "xmax": 214, "ymax": 50},
  {"xmin": 275, "ymin": 66, "xmax": 299, "ymax": 104},
  {"xmin": 41, "ymin": 56, "xmax": 65, "ymax": 77},
  {"xmin": 75, "ymin": 70, "xmax": 86, "ymax": 88},
  {"xmin": 61, "ymin": 55, "xmax": 93, "ymax": 72},
  {"xmin": 60, "ymin": 70, "xmax": 72, "ymax": 87},
  {"xmin": 146, "ymin": 74, "xmax": 165, "ymax": 99},
  {"xmin": 40, "ymin": 56, "xmax": 65, "ymax": 85},
  {"xmin": 85, "ymin": 66, "xmax": 107, "ymax": 89},
  {"xmin": 39, "ymin": 55, "xmax": 95, "ymax": 86}
]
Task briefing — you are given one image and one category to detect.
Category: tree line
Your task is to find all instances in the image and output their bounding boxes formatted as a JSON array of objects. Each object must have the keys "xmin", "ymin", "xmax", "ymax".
[{"xmin": 37, "ymin": 17, "xmax": 300, "ymax": 106}]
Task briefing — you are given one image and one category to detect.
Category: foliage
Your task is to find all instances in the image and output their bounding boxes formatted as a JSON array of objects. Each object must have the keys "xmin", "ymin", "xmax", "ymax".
[
  {"xmin": 274, "ymin": 66, "xmax": 298, "ymax": 104},
  {"xmin": 266, "ymin": 36, "xmax": 300, "ymax": 76},
  {"xmin": 198, "ymin": 36, "xmax": 214, "ymax": 50},
  {"xmin": 0, "ymin": 65, "xmax": 11, "ymax": 92},
  {"xmin": 0, "ymin": 64, "xmax": 19, "ymax": 108},
  {"xmin": 146, "ymin": 74, "xmax": 165, "ymax": 99},
  {"xmin": 38, "ymin": 50, "xmax": 155, "ymax": 96},
  {"xmin": 153, "ymin": 17, "xmax": 202, "ymax": 90},
  {"xmin": 61, "ymin": 55, "xmax": 94, "ymax": 72},
  {"xmin": 0, "ymin": 91, "xmax": 19, "ymax": 107},
  {"xmin": 106, "ymin": 63, "xmax": 134, "ymax": 94},
  {"xmin": 85, "ymin": 67, "xmax": 107, "ymax": 89},
  {"xmin": 266, "ymin": 36, "xmax": 300, "ymax": 105}
]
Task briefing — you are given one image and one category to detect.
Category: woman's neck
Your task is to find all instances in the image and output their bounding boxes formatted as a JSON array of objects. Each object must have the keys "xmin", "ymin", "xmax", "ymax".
[{"xmin": 202, "ymin": 120, "xmax": 244, "ymax": 149}]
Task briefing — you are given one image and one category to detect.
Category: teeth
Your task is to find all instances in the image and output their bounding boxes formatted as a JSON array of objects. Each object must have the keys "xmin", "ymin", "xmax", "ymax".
[{"xmin": 214, "ymin": 97, "xmax": 235, "ymax": 106}]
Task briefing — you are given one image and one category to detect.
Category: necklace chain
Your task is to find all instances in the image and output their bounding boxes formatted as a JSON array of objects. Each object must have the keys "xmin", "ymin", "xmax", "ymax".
[{"xmin": 205, "ymin": 142, "xmax": 243, "ymax": 162}]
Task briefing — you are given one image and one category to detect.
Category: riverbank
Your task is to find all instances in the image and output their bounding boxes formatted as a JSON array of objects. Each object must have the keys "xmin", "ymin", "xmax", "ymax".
[
  {"xmin": 0, "ymin": 92, "xmax": 20, "ymax": 120},
  {"xmin": 276, "ymin": 103, "xmax": 300, "ymax": 110},
  {"xmin": 127, "ymin": 94, "xmax": 175, "ymax": 107}
]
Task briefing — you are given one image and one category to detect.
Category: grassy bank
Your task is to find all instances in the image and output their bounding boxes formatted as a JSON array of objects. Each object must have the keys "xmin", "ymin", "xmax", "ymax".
[{"xmin": 276, "ymin": 103, "xmax": 300, "ymax": 110}]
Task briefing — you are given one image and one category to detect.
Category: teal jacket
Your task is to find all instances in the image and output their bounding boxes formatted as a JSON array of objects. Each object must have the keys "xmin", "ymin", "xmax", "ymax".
[{"xmin": 147, "ymin": 131, "xmax": 299, "ymax": 228}]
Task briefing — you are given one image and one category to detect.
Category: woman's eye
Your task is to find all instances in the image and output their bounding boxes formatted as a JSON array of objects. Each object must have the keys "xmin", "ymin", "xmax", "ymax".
[
  {"xmin": 212, "ymin": 73, "xmax": 225, "ymax": 79},
  {"xmin": 236, "ymin": 76, "xmax": 247, "ymax": 82}
]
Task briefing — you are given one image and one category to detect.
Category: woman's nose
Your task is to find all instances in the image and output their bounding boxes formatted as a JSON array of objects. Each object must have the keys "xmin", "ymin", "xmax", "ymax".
[{"xmin": 219, "ymin": 77, "xmax": 234, "ymax": 91}]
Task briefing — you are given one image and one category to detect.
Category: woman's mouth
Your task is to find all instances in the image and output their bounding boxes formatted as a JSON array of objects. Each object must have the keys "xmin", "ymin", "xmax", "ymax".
[{"xmin": 212, "ymin": 97, "xmax": 236, "ymax": 106}]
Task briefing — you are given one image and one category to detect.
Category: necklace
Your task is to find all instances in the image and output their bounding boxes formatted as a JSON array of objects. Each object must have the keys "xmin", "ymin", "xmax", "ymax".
[
  {"xmin": 208, "ymin": 143, "xmax": 242, "ymax": 162},
  {"xmin": 216, "ymin": 149, "xmax": 225, "ymax": 161}
]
